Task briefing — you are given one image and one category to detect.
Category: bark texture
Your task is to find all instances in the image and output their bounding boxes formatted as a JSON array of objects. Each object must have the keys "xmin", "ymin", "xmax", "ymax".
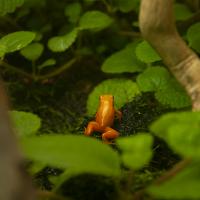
[
  {"xmin": 0, "ymin": 80, "xmax": 35, "ymax": 200},
  {"xmin": 139, "ymin": 0, "xmax": 200, "ymax": 110}
]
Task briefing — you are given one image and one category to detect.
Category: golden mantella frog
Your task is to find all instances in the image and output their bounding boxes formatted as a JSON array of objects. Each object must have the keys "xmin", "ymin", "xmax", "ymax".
[{"xmin": 84, "ymin": 95, "xmax": 122, "ymax": 143}]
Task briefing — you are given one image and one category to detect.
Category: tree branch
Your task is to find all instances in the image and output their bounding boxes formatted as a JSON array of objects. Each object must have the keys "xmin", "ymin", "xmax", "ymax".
[
  {"xmin": 139, "ymin": 0, "xmax": 200, "ymax": 110},
  {"xmin": 0, "ymin": 79, "xmax": 35, "ymax": 200}
]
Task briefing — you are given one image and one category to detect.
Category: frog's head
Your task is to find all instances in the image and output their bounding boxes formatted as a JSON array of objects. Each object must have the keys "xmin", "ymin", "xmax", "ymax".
[{"xmin": 99, "ymin": 95, "xmax": 114, "ymax": 103}]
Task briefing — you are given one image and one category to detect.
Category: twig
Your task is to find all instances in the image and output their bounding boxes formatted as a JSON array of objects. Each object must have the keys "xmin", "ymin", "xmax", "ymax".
[
  {"xmin": 37, "ymin": 190, "xmax": 68, "ymax": 200},
  {"xmin": 37, "ymin": 58, "xmax": 77, "ymax": 81},
  {"xmin": 155, "ymin": 158, "xmax": 192, "ymax": 185},
  {"xmin": 0, "ymin": 60, "xmax": 33, "ymax": 79},
  {"xmin": 118, "ymin": 31, "xmax": 141, "ymax": 38}
]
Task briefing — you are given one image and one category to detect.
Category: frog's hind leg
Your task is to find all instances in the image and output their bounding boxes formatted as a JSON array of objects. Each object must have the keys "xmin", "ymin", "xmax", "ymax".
[
  {"xmin": 102, "ymin": 127, "xmax": 119, "ymax": 143},
  {"xmin": 84, "ymin": 121, "xmax": 101, "ymax": 136}
]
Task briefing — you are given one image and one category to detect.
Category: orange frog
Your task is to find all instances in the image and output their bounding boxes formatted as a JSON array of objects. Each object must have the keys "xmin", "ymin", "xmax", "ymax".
[{"xmin": 84, "ymin": 95, "xmax": 122, "ymax": 143}]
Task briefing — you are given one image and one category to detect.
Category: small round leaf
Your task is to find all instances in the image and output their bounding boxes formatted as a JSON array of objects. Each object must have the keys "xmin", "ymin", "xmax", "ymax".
[
  {"xmin": 20, "ymin": 43, "xmax": 44, "ymax": 61},
  {"xmin": 102, "ymin": 42, "xmax": 145, "ymax": 73},
  {"xmin": 0, "ymin": 31, "xmax": 36, "ymax": 53},
  {"xmin": 10, "ymin": 111, "xmax": 41, "ymax": 137},
  {"xmin": 48, "ymin": 29, "xmax": 78, "ymax": 52},
  {"xmin": 79, "ymin": 10, "xmax": 113, "ymax": 30},
  {"xmin": 135, "ymin": 40, "xmax": 161, "ymax": 63}
]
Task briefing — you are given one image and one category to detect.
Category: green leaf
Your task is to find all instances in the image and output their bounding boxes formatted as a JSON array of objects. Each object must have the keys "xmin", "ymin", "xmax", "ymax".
[
  {"xmin": 186, "ymin": 22, "xmax": 200, "ymax": 54},
  {"xmin": 38, "ymin": 59, "xmax": 56, "ymax": 70},
  {"xmin": 136, "ymin": 66, "xmax": 171, "ymax": 91},
  {"xmin": 20, "ymin": 43, "xmax": 44, "ymax": 61},
  {"xmin": 48, "ymin": 29, "xmax": 78, "ymax": 52},
  {"xmin": 150, "ymin": 111, "xmax": 200, "ymax": 141},
  {"xmin": 136, "ymin": 66, "xmax": 191, "ymax": 108},
  {"xmin": 0, "ymin": 43, "xmax": 6, "ymax": 58},
  {"xmin": 174, "ymin": 3, "xmax": 193, "ymax": 21},
  {"xmin": 0, "ymin": 31, "xmax": 36, "ymax": 53},
  {"xmin": 167, "ymin": 123, "xmax": 200, "ymax": 159},
  {"xmin": 117, "ymin": 133, "xmax": 153, "ymax": 170},
  {"xmin": 101, "ymin": 42, "xmax": 146, "ymax": 73},
  {"xmin": 21, "ymin": 135, "xmax": 121, "ymax": 177},
  {"xmin": 115, "ymin": 0, "xmax": 140, "ymax": 13},
  {"xmin": 87, "ymin": 78, "xmax": 141, "ymax": 116},
  {"xmin": 0, "ymin": 0, "xmax": 24, "ymax": 16},
  {"xmin": 10, "ymin": 111, "xmax": 41, "ymax": 137},
  {"xmin": 135, "ymin": 40, "xmax": 161, "ymax": 63},
  {"xmin": 65, "ymin": 2, "xmax": 82, "ymax": 24},
  {"xmin": 79, "ymin": 10, "xmax": 113, "ymax": 30},
  {"xmin": 155, "ymin": 78, "xmax": 191, "ymax": 108},
  {"xmin": 151, "ymin": 111, "xmax": 200, "ymax": 159},
  {"xmin": 148, "ymin": 162, "xmax": 200, "ymax": 199}
]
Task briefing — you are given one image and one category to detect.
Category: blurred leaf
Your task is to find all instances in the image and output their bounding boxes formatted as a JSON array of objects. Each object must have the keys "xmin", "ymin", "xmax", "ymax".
[
  {"xmin": 79, "ymin": 10, "xmax": 113, "ymax": 30},
  {"xmin": 21, "ymin": 135, "xmax": 121, "ymax": 177},
  {"xmin": 174, "ymin": 3, "xmax": 193, "ymax": 21},
  {"xmin": 117, "ymin": 133, "xmax": 153, "ymax": 170},
  {"xmin": 87, "ymin": 78, "xmax": 141, "ymax": 116},
  {"xmin": 167, "ymin": 123, "xmax": 200, "ymax": 159},
  {"xmin": 101, "ymin": 42, "xmax": 146, "ymax": 73},
  {"xmin": 0, "ymin": 31, "xmax": 36, "ymax": 53},
  {"xmin": 20, "ymin": 43, "xmax": 44, "ymax": 61},
  {"xmin": 48, "ymin": 29, "xmax": 78, "ymax": 52},
  {"xmin": 65, "ymin": 2, "xmax": 82, "ymax": 24},
  {"xmin": 150, "ymin": 111, "xmax": 200, "ymax": 141},
  {"xmin": 10, "ymin": 111, "xmax": 41, "ymax": 137},
  {"xmin": 0, "ymin": 0, "xmax": 24, "ymax": 15},
  {"xmin": 186, "ymin": 22, "xmax": 200, "ymax": 54},
  {"xmin": 0, "ymin": 43, "xmax": 6, "ymax": 58},
  {"xmin": 38, "ymin": 58, "xmax": 56, "ymax": 70},
  {"xmin": 150, "ymin": 111, "xmax": 200, "ymax": 159},
  {"xmin": 135, "ymin": 40, "xmax": 161, "ymax": 63},
  {"xmin": 136, "ymin": 66, "xmax": 171, "ymax": 91},
  {"xmin": 148, "ymin": 162, "xmax": 200, "ymax": 199}
]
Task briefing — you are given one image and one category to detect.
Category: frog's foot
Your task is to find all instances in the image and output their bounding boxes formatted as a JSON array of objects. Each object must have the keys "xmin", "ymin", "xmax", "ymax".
[
  {"xmin": 84, "ymin": 121, "xmax": 100, "ymax": 136},
  {"xmin": 102, "ymin": 127, "xmax": 119, "ymax": 143}
]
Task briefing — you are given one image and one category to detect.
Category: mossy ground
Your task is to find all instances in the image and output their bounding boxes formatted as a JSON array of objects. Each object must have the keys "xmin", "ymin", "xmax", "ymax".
[{"xmin": 5, "ymin": 58, "xmax": 179, "ymax": 200}]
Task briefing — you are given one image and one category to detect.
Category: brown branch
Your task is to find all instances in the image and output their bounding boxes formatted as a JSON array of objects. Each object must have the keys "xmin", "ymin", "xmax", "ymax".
[
  {"xmin": 37, "ymin": 190, "xmax": 68, "ymax": 200},
  {"xmin": 139, "ymin": 0, "xmax": 200, "ymax": 110},
  {"xmin": 155, "ymin": 158, "xmax": 192, "ymax": 185},
  {"xmin": 0, "ymin": 79, "xmax": 35, "ymax": 200},
  {"xmin": 37, "ymin": 57, "xmax": 77, "ymax": 81}
]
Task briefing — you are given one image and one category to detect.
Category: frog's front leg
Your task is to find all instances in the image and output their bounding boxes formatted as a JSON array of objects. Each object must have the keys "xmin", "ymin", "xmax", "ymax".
[
  {"xmin": 102, "ymin": 127, "xmax": 119, "ymax": 143},
  {"xmin": 115, "ymin": 110, "xmax": 122, "ymax": 121},
  {"xmin": 84, "ymin": 121, "xmax": 101, "ymax": 136}
]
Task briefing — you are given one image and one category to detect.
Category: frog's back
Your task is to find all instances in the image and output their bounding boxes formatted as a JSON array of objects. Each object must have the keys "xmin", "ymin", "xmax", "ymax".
[{"xmin": 96, "ymin": 104, "xmax": 115, "ymax": 128}]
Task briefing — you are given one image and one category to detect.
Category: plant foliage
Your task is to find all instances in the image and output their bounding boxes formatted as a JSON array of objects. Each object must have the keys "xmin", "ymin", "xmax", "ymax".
[
  {"xmin": 21, "ymin": 135, "xmax": 121, "ymax": 177},
  {"xmin": 10, "ymin": 110, "xmax": 41, "ymax": 137},
  {"xmin": 0, "ymin": 0, "xmax": 24, "ymax": 16}
]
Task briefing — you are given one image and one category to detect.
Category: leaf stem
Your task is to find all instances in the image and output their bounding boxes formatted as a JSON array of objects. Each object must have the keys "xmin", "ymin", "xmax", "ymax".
[
  {"xmin": 155, "ymin": 158, "xmax": 192, "ymax": 185},
  {"xmin": 37, "ymin": 57, "xmax": 77, "ymax": 81},
  {"xmin": 0, "ymin": 57, "xmax": 78, "ymax": 82},
  {"xmin": 37, "ymin": 190, "xmax": 67, "ymax": 200},
  {"xmin": 0, "ymin": 60, "xmax": 33, "ymax": 79}
]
